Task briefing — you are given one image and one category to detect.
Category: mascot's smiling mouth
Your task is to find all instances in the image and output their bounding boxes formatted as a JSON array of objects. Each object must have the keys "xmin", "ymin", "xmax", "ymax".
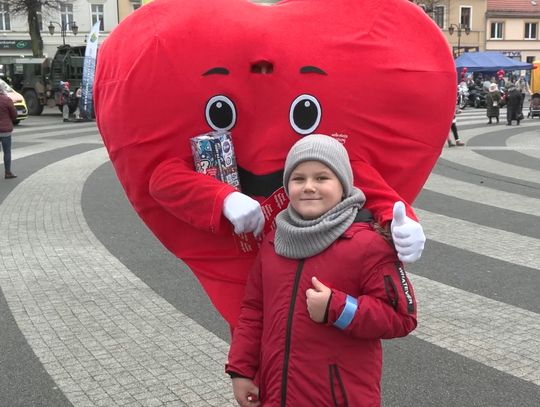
[{"xmin": 237, "ymin": 166, "xmax": 284, "ymax": 198}]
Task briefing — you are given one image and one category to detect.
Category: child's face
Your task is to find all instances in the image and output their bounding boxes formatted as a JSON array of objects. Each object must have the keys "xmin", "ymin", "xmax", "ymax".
[{"xmin": 288, "ymin": 160, "xmax": 344, "ymax": 220}]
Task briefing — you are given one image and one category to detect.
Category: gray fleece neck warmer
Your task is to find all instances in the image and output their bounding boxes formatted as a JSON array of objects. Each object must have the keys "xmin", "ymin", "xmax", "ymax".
[{"xmin": 274, "ymin": 187, "xmax": 365, "ymax": 259}]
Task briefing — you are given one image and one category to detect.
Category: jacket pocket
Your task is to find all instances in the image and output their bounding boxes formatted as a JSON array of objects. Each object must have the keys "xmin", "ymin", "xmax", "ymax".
[{"xmin": 329, "ymin": 364, "xmax": 349, "ymax": 407}]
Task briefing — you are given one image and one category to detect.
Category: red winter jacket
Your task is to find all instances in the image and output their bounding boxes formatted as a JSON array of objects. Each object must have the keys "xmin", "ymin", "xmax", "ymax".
[
  {"xmin": 226, "ymin": 218, "xmax": 417, "ymax": 407},
  {"xmin": 0, "ymin": 93, "xmax": 17, "ymax": 133}
]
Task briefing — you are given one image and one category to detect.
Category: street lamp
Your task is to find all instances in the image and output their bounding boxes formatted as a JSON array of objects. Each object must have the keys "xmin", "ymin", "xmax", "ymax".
[
  {"xmin": 448, "ymin": 23, "xmax": 471, "ymax": 58},
  {"xmin": 48, "ymin": 21, "xmax": 79, "ymax": 46}
]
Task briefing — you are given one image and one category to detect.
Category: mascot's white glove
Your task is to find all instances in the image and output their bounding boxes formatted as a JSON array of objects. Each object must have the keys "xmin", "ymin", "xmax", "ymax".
[
  {"xmin": 391, "ymin": 201, "xmax": 426, "ymax": 263},
  {"xmin": 223, "ymin": 191, "xmax": 265, "ymax": 236}
]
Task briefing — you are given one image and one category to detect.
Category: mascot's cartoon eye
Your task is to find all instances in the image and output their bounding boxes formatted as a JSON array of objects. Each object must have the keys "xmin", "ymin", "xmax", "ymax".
[
  {"xmin": 289, "ymin": 94, "xmax": 322, "ymax": 135},
  {"xmin": 205, "ymin": 95, "xmax": 237, "ymax": 131}
]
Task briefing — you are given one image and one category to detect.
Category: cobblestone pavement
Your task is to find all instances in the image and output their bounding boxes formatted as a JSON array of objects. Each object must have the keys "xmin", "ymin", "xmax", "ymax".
[
  {"xmin": 1, "ymin": 108, "xmax": 539, "ymax": 406},
  {"xmin": 0, "ymin": 148, "xmax": 236, "ymax": 406}
]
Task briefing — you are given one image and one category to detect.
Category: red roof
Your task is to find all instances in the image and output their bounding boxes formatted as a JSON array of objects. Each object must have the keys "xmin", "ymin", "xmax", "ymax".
[{"xmin": 488, "ymin": 0, "xmax": 540, "ymax": 13}]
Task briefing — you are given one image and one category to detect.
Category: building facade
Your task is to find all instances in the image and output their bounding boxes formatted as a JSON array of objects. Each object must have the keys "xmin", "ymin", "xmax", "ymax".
[
  {"xmin": 1, "ymin": 1, "xmax": 537, "ymax": 66},
  {"xmin": 0, "ymin": 0, "xmax": 283, "ymax": 66},
  {"xmin": 419, "ymin": 1, "xmax": 486, "ymax": 57},
  {"xmin": 485, "ymin": 0, "xmax": 540, "ymax": 64},
  {"xmin": 420, "ymin": 0, "xmax": 540, "ymax": 62},
  {"xmin": 0, "ymin": 0, "xmax": 118, "ymax": 64},
  {"xmin": 118, "ymin": 0, "xmax": 141, "ymax": 21}
]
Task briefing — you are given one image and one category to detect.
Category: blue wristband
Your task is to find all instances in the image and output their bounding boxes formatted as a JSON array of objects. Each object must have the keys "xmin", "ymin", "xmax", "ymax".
[{"xmin": 333, "ymin": 295, "xmax": 358, "ymax": 330}]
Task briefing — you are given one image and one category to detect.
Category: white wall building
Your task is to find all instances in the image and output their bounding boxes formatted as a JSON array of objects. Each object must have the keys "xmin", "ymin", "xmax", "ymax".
[
  {"xmin": 0, "ymin": 0, "xmax": 118, "ymax": 63},
  {"xmin": 485, "ymin": 0, "xmax": 540, "ymax": 65}
]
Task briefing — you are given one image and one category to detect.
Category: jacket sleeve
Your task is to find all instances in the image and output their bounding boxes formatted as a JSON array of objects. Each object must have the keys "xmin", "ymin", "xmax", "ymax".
[
  {"xmin": 8, "ymin": 100, "xmax": 17, "ymax": 121},
  {"xmin": 149, "ymin": 157, "xmax": 238, "ymax": 234},
  {"xmin": 351, "ymin": 160, "xmax": 418, "ymax": 226},
  {"xmin": 226, "ymin": 251, "xmax": 264, "ymax": 378},
  {"xmin": 325, "ymin": 235, "xmax": 417, "ymax": 339}
]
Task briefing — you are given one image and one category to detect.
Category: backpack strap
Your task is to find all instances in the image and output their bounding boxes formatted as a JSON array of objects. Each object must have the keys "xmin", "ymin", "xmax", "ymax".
[{"xmin": 353, "ymin": 208, "xmax": 373, "ymax": 223}]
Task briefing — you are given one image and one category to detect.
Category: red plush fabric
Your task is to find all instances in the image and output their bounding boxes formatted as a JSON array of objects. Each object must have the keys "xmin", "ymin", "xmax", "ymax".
[{"xmin": 94, "ymin": 0, "xmax": 455, "ymax": 327}]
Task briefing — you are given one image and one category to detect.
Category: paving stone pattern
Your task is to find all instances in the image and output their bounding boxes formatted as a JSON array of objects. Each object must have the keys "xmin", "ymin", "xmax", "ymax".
[
  {"xmin": 0, "ymin": 148, "xmax": 236, "ymax": 406},
  {"xmin": 1, "ymin": 115, "xmax": 539, "ymax": 405}
]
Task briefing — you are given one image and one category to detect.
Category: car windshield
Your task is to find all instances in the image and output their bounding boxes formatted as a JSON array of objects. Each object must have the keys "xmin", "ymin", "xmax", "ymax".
[{"xmin": 0, "ymin": 79, "xmax": 14, "ymax": 92}]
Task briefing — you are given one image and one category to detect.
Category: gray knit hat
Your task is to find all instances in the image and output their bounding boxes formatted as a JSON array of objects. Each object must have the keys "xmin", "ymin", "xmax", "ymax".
[{"xmin": 283, "ymin": 134, "xmax": 353, "ymax": 197}]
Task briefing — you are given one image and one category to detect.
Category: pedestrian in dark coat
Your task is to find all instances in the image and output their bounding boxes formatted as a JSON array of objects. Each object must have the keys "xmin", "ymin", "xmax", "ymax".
[
  {"xmin": 486, "ymin": 83, "xmax": 501, "ymax": 124},
  {"xmin": 0, "ymin": 86, "xmax": 18, "ymax": 179},
  {"xmin": 226, "ymin": 135, "xmax": 417, "ymax": 407},
  {"xmin": 506, "ymin": 86, "xmax": 522, "ymax": 125}
]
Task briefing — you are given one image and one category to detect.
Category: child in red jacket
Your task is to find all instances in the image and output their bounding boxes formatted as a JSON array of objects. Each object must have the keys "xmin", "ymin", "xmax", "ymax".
[{"xmin": 226, "ymin": 134, "xmax": 417, "ymax": 407}]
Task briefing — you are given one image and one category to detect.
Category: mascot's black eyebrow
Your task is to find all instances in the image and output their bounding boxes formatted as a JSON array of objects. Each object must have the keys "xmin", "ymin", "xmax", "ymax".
[
  {"xmin": 300, "ymin": 66, "xmax": 327, "ymax": 75},
  {"xmin": 203, "ymin": 67, "xmax": 229, "ymax": 76},
  {"xmin": 202, "ymin": 66, "xmax": 326, "ymax": 75}
]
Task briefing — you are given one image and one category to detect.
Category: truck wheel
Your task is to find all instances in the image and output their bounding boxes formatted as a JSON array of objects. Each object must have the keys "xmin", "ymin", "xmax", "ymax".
[{"xmin": 23, "ymin": 90, "xmax": 44, "ymax": 116}]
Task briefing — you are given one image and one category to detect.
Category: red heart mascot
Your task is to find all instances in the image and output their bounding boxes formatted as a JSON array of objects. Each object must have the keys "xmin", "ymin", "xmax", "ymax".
[{"xmin": 94, "ymin": 0, "xmax": 456, "ymax": 327}]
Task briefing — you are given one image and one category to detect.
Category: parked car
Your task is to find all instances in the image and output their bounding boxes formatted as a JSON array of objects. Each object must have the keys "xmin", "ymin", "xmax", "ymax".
[{"xmin": 0, "ymin": 78, "xmax": 28, "ymax": 125}]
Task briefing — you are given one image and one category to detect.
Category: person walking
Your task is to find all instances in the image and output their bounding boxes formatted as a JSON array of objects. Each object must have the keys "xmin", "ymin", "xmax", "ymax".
[
  {"xmin": 0, "ymin": 86, "xmax": 18, "ymax": 179},
  {"xmin": 226, "ymin": 134, "xmax": 417, "ymax": 407},
  {"xmin": 486, "ymin": 83, "xmax": 501, "ymax": 124},
  {"xmin": 506, "ymin": 86, "xmax": 522, "ymax": 126},
  {"xmin": 448, "ymin": 110, "xmax": 465, "ymax": 147},
  {"xmin": 516, "ymin": 74, "xmax": 531, "ymax": 115}
]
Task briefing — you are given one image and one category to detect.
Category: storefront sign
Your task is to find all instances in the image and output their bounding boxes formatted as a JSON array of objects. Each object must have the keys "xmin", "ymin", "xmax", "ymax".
[
  {"xmin": 502, "ymin": 51, "xmax": 522, "ymax": 58},
  {"xmin": 0, "ymin": 40, "xmax": 31, "ymax": 50}
]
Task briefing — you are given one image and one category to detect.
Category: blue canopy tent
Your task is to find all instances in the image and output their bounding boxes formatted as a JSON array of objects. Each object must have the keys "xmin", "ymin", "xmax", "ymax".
[{"xmin": 455, "ymin": 52, "xmax": 533, "ymax": 72}]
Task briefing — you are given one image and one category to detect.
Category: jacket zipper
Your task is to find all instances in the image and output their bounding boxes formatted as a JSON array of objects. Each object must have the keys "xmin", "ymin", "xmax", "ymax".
[
  {"xmin": 280, "ymin": 259, "xmax": 305, "ymax": 407},
  {"xmin": 329, "ymin": 364, "xmax": 349, "ymax": 407}
]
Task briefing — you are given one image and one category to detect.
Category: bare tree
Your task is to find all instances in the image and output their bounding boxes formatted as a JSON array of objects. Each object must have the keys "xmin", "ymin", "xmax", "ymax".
[
  {"xmin": 408, "ymin": 0, "xmax": 443, "ymax": 17},
  {"xmin": 6, "ymin": 0, "xmax": 68, "ymax": 57}
]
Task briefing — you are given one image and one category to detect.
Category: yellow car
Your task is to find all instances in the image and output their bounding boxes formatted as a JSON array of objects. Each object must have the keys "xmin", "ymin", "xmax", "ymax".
[{"xmin": 0, "ymin": 78, "xmax": 28, "ymax": 125}]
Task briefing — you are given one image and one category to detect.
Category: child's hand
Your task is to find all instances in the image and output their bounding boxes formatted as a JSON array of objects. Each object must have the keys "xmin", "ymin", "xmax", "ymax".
[
  {"xmin": 391, "ymin": 201, "xmax": 426, "ymax": 263},
  {"xmin": 232, "ymin": 377, "xmax": 260, "ymax": 407},
  {"xmin": 306, "ymin": 276, "xmax": 331, "ymax": 323}
]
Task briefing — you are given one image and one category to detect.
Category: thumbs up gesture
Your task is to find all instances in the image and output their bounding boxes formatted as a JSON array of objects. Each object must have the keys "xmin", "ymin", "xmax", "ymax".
[
  {"xmin": 306, "ymin": 277, "xmax": 332, "ymax": 323},
  {"xmin": 391, "ymin": 201, "xmax": 426, "ymax": 263}
]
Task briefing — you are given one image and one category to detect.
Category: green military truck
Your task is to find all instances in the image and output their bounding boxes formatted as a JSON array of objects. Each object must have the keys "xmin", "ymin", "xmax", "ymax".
[{"xmin": 5, "ymin": 44, "xmax": 85, "ymax": 115}]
